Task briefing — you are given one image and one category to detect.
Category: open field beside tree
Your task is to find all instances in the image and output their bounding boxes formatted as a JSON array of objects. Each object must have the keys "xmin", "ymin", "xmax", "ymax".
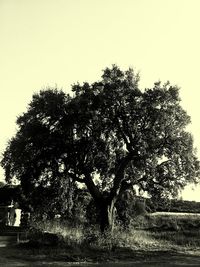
[{"xmin": 2, "ymin": 212, "xmax": 200, "ymax": 265}]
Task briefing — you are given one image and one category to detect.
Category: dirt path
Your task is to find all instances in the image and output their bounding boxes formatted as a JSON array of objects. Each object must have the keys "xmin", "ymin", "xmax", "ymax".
[{"xmin": 1, "ymin": 246, "xmax": 200, "ymax": 266}]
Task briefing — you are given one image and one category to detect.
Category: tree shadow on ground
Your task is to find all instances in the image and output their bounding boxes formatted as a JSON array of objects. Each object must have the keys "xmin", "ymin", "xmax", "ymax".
[{"xmin": 1, "ymin": 245, "xmax": 200, "ymax": 266}]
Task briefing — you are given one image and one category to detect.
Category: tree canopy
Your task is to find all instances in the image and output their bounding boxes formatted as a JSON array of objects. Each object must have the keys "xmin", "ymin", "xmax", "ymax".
[{"xmin": 1, "ymin": 65, "xmax": 200, "ymax": 230}]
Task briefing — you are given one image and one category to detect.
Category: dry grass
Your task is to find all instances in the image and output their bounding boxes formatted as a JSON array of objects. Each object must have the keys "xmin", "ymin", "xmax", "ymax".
[
  {"xmin": 28, "ymin": 218, "xmax": 171, "ymax": 251},
  {"xmin": 2, "ymin": 213, "xmax": 200, "ymax": 265},
  {"xmin": 28, "ymin": 212, "xmax": 200, "ymax": 252}
]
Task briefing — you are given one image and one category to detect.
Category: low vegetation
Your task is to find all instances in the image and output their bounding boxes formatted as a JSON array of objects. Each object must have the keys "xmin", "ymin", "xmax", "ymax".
[{"xmin": 25, "ymin": 212, "xmax": 200, "ymax": 254}]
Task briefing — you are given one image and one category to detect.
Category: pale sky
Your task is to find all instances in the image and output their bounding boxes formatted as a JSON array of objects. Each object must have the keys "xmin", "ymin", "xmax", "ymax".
[{"xmin": 0, "ymin": 0, "xmax": 200, "ymax": 200}]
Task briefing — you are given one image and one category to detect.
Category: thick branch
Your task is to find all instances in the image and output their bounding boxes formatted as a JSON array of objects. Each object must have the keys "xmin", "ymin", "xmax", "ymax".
[
  {"xmin": 84, "ymin": 172, "xmax": 102, "ymax": 201},
  {"xmin": 109, "ymin": 153, "xmax": 133, "ymax": 201},
  {"xmin": 115, "ymin": 117, "xmax": 131, "ymax": 151}
]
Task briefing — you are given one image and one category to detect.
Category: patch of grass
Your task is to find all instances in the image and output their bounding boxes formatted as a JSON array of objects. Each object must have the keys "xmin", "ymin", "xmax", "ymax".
[
  {"xmin": 29, "ymin": 218, "xmax": 84, "ymax": 247},
  {"xmin": 28, "ymin": 218, "xmax": 170, "ymax": 251},
  {"xmin": 28, "ymin": 213, "xmax": 200, "ymax": 253},
  {"xmin": 130, "ymin": 212, "xmax": 200, "ymax": 232},
  {"xmin": 4, "ymin": 213, "xmax": 200, "ymax": 264},
  {"xmin": 150, "ymin": 230, "xmax": 200, "ymax": 248}
]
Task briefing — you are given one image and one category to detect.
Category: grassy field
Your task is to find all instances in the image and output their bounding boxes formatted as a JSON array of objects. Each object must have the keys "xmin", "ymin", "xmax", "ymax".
[
  {"xmin": 2, "ymin": 212, "xmax": 200, "ymax": 265},
  {"xmin": 27, "ymin": 212, "xmax": 200, "ymax": 251}
]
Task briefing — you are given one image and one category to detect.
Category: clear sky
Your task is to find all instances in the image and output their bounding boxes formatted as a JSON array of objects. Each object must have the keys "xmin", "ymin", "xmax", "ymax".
[{"xmin": 0, "ymin": 0, "xmax": 200, "ymax": 200}]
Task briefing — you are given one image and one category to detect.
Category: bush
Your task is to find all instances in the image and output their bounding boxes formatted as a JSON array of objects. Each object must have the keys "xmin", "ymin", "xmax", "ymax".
[{"xmin": 28, "ymin": 229, "xmax": 64, "ymax": 247}]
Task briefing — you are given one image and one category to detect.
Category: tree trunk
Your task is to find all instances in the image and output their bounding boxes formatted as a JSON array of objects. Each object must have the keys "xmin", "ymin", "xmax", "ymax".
[{"xmin": 98, "ymin": 198, "xmax": 116, "ymax": 232}]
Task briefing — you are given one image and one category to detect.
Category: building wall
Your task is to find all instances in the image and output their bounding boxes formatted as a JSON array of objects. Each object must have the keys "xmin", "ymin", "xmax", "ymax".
[{"xmin": 0, "ymin": 206, "xmax": 21, "ymax": 226}]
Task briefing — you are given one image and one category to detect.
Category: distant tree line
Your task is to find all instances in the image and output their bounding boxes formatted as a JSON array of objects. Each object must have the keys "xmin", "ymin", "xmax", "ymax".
[{"xmin": 149, "ymin": 198, "xmax": 200, "ymax": 213}]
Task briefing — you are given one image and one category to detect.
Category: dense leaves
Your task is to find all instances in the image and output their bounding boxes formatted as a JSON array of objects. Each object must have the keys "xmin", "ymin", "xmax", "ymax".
[{"xmin": 1, "ymin": 65, "xmax": 200, "ymax": 229}]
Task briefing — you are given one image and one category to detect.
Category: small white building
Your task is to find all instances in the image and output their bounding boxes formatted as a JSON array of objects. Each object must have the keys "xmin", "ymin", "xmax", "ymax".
[{"xmin": 0, "ymin": 185, "xmax": 22, "ymax": 227}]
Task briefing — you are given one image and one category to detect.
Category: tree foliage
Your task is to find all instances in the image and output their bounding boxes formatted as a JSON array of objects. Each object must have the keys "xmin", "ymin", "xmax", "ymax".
[{"xmin": 1, "ymin": 65, "xmax": 200, "ymax": 230}]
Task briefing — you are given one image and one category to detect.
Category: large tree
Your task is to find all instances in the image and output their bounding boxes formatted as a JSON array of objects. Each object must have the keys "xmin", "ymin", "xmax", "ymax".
[{"xmin": 1, "ymin": 66, "xmax": 200, "ymax": 231}]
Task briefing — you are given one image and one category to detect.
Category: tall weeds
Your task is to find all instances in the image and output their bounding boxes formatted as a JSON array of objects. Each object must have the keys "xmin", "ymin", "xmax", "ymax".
[{"xmin": 28, "ymin": 213, "xmax": 200, "ymax": 251}]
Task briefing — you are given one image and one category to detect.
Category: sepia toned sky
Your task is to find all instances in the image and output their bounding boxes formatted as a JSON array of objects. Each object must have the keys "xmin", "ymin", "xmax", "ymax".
[{"xmin": 0, "ymin": 0, "xmax": 200, "ymax": 200}]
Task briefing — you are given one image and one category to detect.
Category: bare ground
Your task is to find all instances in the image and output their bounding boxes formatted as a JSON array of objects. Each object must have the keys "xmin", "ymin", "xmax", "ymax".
[{"xmin": 1, "ymin": 245, "xmax": 200, "ymax": 267}]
